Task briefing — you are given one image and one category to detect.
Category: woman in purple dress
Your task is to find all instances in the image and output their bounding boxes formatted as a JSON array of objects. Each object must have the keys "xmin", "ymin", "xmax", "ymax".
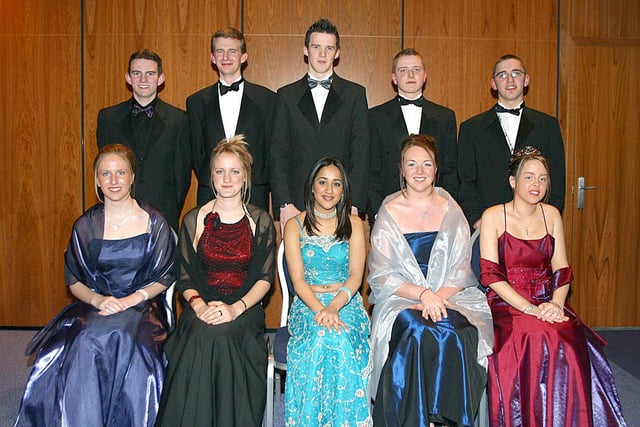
[
  {"xmin": 479, "ymin": 146, "xmax": 626, "ymax": 426},
  {"xmin": 14, "ymin": 144, "xmax": 176, "ymax": 426},
  {"xmin": 156, "ymin": 135, "xmax": 276, "ymax": 426}
]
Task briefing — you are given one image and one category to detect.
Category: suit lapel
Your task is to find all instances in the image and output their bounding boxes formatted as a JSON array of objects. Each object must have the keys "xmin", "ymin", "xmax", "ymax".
[
  {"xmin": 515, "ymin": 110, "xmax": 534, "ymax": 149},
  {"xmin": 297, "ymin": 83, "xmax": 319, "ymax": 129},
  {"xmin": 320, "ymin": 85, "xmax": 343, "ymax": 127},
  {"xmin": 237, "ymin": 85, "xmax": 256, "ymax": 134},
  {"xmin": 147, "ymin": 100, "xmax": 167, "ymax": 151},
  {"xmin": 483, "ymin": 110, "xmax": 512, "ymax": 156},
  {"xmin": 208, "ymin": 88, "xmax": 226, "ymax": 137},
  {"xmin": 117, "ymin": 104, "xmax": 137, "ymax": 150}
]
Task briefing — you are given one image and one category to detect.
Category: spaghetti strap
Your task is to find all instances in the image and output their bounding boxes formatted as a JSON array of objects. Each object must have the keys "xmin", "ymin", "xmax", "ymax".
[
  {"xmin": 503, "ymin": 204, "xmax": 508, "ymax": 232},
  {"xmin": 294, "ymin": 216, "xmax": 306, "ymax": 236},
  {"xmin": 540, "ymin": 204, "xmax": 549, "ymax": 234}
]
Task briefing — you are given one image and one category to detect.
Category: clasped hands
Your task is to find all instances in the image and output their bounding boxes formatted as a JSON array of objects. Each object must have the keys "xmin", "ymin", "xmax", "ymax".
[
  {"xmin": 526, "ymin": 301, "xmax": 569, "ymax": 323},
  {"xmin": 314, "ymin": 305, "xmax": 347, "ymax": 333},
  {"xmin": 94, "ymin": 293, "xmax": 143, "ymax": 316},
  {"xmin": 193, "ymin": 300, "xmax": 241, "ymax": 325},
  {"xmin": 412, "ymin": 290, "xmax": 452, "ymax": 322}
]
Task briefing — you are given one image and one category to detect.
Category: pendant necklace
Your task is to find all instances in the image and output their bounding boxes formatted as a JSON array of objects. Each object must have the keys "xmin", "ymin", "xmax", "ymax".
[
  {"xmin": 107, "ymin": 203, "xmax": 135, "ymax": 231},
  {"xmin": 405, "ymin": 193, "xmax": 435, "ymax": 219},
  {"xmin": 512, "ymin": 203, "xmax": 536, "ymax": 236},
  {"xmin": 314, "ymin": 207, "xmax": 337, "ymax": 219}
]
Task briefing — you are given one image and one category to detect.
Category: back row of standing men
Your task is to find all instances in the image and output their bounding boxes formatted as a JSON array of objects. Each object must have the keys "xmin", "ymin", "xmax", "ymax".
[{"xmin": 97, "ymin": 19, "xmax": 566, "ymax": 231}]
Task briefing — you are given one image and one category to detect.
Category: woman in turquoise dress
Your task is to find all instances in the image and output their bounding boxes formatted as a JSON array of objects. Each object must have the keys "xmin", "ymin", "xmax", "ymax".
[
  {"xmin": 14, "ymin": 144, "xmax": 176, "ymax": 427},
  {"xmin": 283, "ymin": 157, "xmax": 372, "ymax": 426}
]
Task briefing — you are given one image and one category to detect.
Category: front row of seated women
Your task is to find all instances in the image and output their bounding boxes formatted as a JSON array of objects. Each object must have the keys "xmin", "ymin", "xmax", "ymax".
[{"xmin": 15, "ymin": 136, "xmax": 626, "ymax": 426}]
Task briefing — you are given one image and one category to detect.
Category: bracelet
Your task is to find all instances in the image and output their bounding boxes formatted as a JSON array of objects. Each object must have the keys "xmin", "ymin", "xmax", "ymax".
[
  {"xmin": 418, "ymin": 288, "xmax": 428, "ymax": 301},
  {"xmin": 338, "ymin": 286, "xmax": 353, "ymax": 301},
  {"xmin": 549, "ymin": 300, "xmax": 563, "ymax": 310},
  {"xmin": 188, "ymin": 294, "xmax": 202, "ymax": 305},
  {"xmin": 136, "ymin": 288, "xmax": 149, "ymax": 301},
  {"xmin": 522, "ymin": 303, "xmax": 536, "ymax": 314},
  {"xmin": 239, "ymin": 298, "xmax": 248, "ymax": 313}
]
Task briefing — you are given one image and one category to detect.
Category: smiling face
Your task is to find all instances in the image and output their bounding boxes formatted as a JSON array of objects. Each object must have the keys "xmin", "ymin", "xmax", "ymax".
[
  {"xmin": 211, "ymin": 151, "xmax": 245, "ymax": 200},
  {"xmin": 211, "ymin": 36, "xmax": 247, "ymax": 82},
  {"xmin": 490, "ymin": 58, "xmax": 529, "ymax": 107},
  {"xmin": 125, "ymin": 58, "xmax": 165, "ymax": 105},
  {"xmin": 510, "ymin": 158, "xmax": 549, "ymax": 203},
  {"xmin": 304, "ymin": 32, "xmax": 340, "ymax": 79},
  {"xmin": 96, "ymin": 154, "xmax": 134, "ymax": 203},
  {"xmin": 392, "ymin": 54, "xmax": 426, "ymax": 99},
  {"xmin": 401, "ymin": 145, "xmax": 437, "ymax": 194},
  {"xmin": 312, "ymin": 164, "xmax": 344, "ymax": 213}
]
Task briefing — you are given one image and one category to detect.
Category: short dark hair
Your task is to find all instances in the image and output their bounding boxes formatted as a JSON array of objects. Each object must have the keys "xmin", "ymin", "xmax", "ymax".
[
  {"xmin": 211, "ymin": 27, "xmax": 246, "ymax": 54},
  {"xmin": 303, "ymin": 157, "xmax": 352, "ymax": 240},
  {"xmin": 492, "ymin": 54, "xmax": 526, "ymax": 76},
  {"xmin": 392, "ymin": 48, "xmax": 424, "ymax": 73},
  {"xmin": 304, "ymin": 18, "xmax": 340, "ymax": 50},
  {"xmin": 128, "ymin": 49, "xmax": 163, "ymax": 75},
  {"xmin": 399, "ymin": 134, "xmax": 439, "ymax": 190}
]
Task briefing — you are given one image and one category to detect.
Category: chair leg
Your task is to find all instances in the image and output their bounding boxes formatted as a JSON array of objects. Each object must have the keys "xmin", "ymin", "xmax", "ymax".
[{"xmin": 264, "ymin": 353, "xmax": 275, "ymax": 427}]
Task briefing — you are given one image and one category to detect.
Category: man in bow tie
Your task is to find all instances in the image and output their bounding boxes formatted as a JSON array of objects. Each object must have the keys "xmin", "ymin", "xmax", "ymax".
[
  {"xmin": 187, "ymin": 27, "xmax": 275, "ymax": 209},
  {"xmin": 270, "ymin": 18, "xmax": 369, "ymax": 231},
  {"xmin": 368, "ymin": 48, "xmax": 458, "ymax": 223},
  {"xmin": 97, "ymin": 49, "xmax": 191, "ymax": 231},
  {"xmin": 457, "ymin": 54, "xmax": 566, "ymax": 229}
]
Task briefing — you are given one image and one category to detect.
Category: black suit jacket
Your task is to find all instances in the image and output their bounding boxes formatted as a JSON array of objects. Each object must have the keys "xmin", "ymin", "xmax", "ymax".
[
  {"xmin": 97, "ymin": 98, "xmax": 191, "ymax": 231},
  {"xmin": 187, "ymin": 81, "xmax": 275, "ymax": 209},
  {"xmin": 457, "ymin": 105, "xmax": 566, "ymax": 226},
  {"xmin": 270, "ymin": 74, "xmax": 369, "ymax": 211},
  {"xmin": 368, "ymin": 97, "xmax": 458, "ymax": 221}
]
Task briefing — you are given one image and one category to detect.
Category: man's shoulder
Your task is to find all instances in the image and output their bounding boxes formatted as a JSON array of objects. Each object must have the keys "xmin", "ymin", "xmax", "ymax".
[
  {"xmin": 422, "ymin": 99, "xmax": 455, "ymax": 117},
  {"xmin": 460, "ymin": 108, "xmax": 495, "ymax": 128},
  {"xmin": 370, "ymin": 98, "xmax": 398, "ymax": 113},
  {"xmin": 332, "ymin": 74, "xmax": 366, "ymax": 94},
  {"xmin": 523, "ymin": 106, "xmax": 558, "ymax": 123},
  {"xmin": 98, "ymin": 99, "xmax": 131, "ymax": 117},
  {"xmin": 244, "ymin": 80, "xmax": 276, "ymax": 98},
  {"xmin": 186, "ymin": 84, "xmax": 217, "ymax": 104},
  {"xmin": 155, "ymin": 98, "xmax": 185, "ymax": 115}
]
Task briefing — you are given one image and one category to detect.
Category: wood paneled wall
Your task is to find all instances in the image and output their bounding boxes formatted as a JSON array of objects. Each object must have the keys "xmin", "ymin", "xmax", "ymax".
[{"xmin": 1, "ymin": 0, "xmax": 637, "ymax": 327}]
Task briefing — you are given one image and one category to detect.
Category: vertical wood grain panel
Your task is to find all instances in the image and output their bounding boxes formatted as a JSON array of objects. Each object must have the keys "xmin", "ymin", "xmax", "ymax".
[{"xmin": 0, "ymin": 0, "xmax": 82, "ymax": 325}]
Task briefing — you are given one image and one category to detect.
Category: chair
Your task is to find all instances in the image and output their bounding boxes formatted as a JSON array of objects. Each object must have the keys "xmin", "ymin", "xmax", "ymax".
[
  {"xmin": 470, "ymin": 228, "xmax": 489, "ymax": 427},
  {"xmin": 264, "ymin": 243, "xmax": 295, "ymax": 426}
]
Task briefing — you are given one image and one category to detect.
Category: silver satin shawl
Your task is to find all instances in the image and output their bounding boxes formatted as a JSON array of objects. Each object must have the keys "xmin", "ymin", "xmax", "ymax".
[{"xmin": 367, "ymin": 189, "xmax": 494, "ymax": 400}]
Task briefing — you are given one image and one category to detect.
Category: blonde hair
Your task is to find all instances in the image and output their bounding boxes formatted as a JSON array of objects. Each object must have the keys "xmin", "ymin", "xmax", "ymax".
[
  {"xmin": 93, "ymin": 144, "xmax": 136, "ymax": 202},
  {"xmin": 209, "ymin": 135, "xmax": 253, "ymax": 204}
]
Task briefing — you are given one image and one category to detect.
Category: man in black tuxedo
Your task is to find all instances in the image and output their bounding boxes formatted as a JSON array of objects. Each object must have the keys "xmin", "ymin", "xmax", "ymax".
[
  {"xmin": 97, "ymin": 49, "xmax": 191, "ymax": 231},
  {"xmin": 368, "ymin": 48, "xmax": 458, "ymax": 222},
  {"xmin": 458, "ymin": 54, "xmax": 566, "ymax": 229},
  {"xmin": 188, "ymin": 27, "xmax": 275, "ymax": 210},
  {"xmin": 270, "ymin": 18, "xmax": 369, "ymax": 229}
]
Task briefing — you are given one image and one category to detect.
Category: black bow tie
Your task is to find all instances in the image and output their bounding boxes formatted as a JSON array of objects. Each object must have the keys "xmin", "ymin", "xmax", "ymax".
[
  {"xmin": 131, "ymin": 102, "xmax": 154, "ymax": 118},
  {"xmin": 219, "ymin": 78, "xmax": 243, "ymax": 95},
  {"xmin": 397, "ymin": 96, "xmax": 424, "ymax": 107},
  {"xmin": 496, "ymin": 104, "xmax": 523, "ymax": 116},
  {"xmin": 308, "ymin": 76, "xmax": 332, "ymax": 90}
]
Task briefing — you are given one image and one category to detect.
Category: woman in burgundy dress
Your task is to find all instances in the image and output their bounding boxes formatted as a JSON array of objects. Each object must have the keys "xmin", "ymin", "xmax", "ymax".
[
  {"xmin": 479, "ymin": 146, "xmax": 626, "ymax": 426},
  {"xmin": 156, "ymin": 135, "xmax": 276, "ymax": 426}
]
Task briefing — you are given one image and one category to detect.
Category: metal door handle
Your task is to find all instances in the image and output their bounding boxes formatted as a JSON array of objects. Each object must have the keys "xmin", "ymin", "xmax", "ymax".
[{"xmin": 577, "ymin": 176, "xmax": 599, "ymax": 209}]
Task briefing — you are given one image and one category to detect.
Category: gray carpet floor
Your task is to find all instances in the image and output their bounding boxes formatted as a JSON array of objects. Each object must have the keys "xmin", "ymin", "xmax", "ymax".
[{"xmin": 1, "ymin": 328, "xmax": 638, "ymax": 426}]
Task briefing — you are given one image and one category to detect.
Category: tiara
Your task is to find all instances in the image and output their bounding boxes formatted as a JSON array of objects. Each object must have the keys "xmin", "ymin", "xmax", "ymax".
[{"xmin": 510, "ymin": 146, "xmax": 542, "ymax": 163}]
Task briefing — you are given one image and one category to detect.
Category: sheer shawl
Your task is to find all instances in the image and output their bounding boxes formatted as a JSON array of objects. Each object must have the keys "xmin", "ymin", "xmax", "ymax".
[
  {"xmin": 368, "ymin": 189, "xmax": 494, "ymax": 397},
  {"xmin": 64, "ymin": 201, "xmax": 176, "ymax": 291},
  {"xmin": 177, "ymin": 203, "xmax": 276, "ymax": 304}
]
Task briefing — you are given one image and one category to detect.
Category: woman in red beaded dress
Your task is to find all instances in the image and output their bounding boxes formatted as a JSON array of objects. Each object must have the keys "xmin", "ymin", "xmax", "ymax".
[
  {"xmin": 479, "ymin": 147, "xmax": 626, "ymax": 426},
  {"xmin": 156, "ymin": 135, "xmax": 276, "ymax": 426}
]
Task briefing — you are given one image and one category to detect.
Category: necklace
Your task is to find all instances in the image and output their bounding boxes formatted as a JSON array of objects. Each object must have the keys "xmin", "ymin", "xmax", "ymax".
[
  {"xmin": 404, "ymin": 193, "xmax": 435, "ymax": 219},
  {"xmin": 314, "ymin": 208, "xmax": 337, "ymax": 219},
  {"xmin": 512, "ymin": 203, "xmax": 537, "ymax": 235},
  {"xmin": 106, "ymin": 203, "xmax": 135, "ymax": 230}
]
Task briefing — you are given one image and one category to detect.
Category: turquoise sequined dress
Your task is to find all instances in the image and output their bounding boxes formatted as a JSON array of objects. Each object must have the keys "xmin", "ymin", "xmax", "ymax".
[{"xmin": 285, "ymin": 231, "xmax": 372, "ymax": 426}]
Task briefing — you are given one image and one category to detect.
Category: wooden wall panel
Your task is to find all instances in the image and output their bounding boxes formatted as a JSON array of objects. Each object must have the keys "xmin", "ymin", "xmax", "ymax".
[
  {"xmin": 405, "ymin": 0, "xmax": 559, "ymax": 123},
  {"xmin": 0, "ymin": 1, "xmax": 82, "ymax": 325}
]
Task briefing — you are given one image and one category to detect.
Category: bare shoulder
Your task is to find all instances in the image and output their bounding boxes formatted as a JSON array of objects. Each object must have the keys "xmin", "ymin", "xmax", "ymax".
[
  {"xmin": 481, "ymin": 204, "xmax": 503, "ymax": 223},
  {"xmin": 349, "ymin": 214, "xmax": 364, "ymax": 233}
]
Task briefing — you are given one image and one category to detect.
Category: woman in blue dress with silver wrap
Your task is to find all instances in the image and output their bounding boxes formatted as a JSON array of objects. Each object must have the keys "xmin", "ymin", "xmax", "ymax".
[
  {"xmin": 368, "ymin": 135, "xmax": 493, "ymax": 427},
  {"xmin": 283, "ymin": 156, "xmax": 372, "ymax": 426}
]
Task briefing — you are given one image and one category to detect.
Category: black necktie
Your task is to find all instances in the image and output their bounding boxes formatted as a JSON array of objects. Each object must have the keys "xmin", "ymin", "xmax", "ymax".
[
  {"xmin": 131, "ymin": 103, "xmax": 154, "ymax": 118},
  {"xmin": 495, "ymin": 103, "xmax": 523, "ymax": 116},
  {"xmin": 308, "ymin": 76, "xmax": 332, "ymax": 90},
  {"xmin": 397, "ymin": 96, "xmax": 424, "ymax": 107},
  {"xmin": 219, "ymin": 78, "xmax": 243, "ymax": 95}
]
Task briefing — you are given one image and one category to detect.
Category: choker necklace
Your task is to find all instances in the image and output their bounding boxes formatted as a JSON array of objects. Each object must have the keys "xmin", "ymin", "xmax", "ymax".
[
  {"xmin": 404, "ymin": 193, "xmax": 435, "ymax": 219},
  {"xmin": 107, "ymin": 203, "xmax": 135, "ymax": 230},
  {"xmin": 314, "ymin": 208, "xmax": 337, "ymax": 219},
  {"xmin": 512, "ymin": 203, "xmax": 537, "ymax": 235}
]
